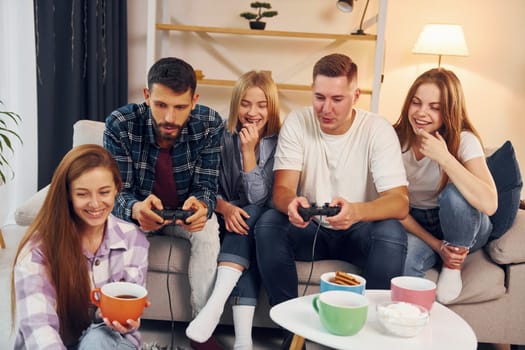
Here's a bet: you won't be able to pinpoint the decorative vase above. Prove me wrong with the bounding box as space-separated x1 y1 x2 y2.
249 21 266 30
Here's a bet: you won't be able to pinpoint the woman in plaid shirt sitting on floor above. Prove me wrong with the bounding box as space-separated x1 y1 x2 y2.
11 144 149 350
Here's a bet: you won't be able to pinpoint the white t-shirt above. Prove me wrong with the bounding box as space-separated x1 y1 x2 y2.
403 131 484 209
274 107 408 207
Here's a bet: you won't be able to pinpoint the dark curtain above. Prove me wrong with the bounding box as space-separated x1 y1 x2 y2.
34 0 128 188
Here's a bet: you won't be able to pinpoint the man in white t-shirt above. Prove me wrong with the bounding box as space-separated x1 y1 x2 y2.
254 54 409 335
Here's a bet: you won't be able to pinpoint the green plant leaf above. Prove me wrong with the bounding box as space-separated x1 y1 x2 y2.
241 2 277 22
0 127 22 144
0 132 15 152
0 152 14 183
240 12 257 20
262 11 278 18
251 2 272 9
0 99 22 182
0 111 21 123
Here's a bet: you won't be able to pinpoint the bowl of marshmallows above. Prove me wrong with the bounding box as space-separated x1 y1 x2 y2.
376 301 429 337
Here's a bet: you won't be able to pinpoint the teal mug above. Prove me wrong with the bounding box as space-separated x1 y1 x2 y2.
312 290 368 336
320 271 366 295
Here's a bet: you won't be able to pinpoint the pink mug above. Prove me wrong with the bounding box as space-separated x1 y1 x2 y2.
391 276 436 311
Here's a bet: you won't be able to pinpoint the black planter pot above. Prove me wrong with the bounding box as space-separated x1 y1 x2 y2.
249 21 266 30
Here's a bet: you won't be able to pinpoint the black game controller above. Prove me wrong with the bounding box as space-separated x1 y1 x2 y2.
153 208 194 225
297 202 341 222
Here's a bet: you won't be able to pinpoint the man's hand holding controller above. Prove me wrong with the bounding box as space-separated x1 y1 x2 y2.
288 197 340 228
325 197 361 230
132 195 207 233
288 196 361 230
152 208 193 225
132 194 167 232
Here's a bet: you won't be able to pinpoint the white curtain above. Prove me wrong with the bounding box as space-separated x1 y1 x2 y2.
0 0 38 226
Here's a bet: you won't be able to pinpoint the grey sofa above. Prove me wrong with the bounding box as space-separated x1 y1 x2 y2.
6 119 525 346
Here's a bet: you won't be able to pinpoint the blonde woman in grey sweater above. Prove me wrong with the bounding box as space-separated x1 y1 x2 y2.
186 71 281 350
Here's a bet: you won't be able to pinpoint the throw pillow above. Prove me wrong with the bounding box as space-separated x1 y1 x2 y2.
486 141 523 239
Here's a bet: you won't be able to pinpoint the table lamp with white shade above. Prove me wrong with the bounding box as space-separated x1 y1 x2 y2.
412 24 469 67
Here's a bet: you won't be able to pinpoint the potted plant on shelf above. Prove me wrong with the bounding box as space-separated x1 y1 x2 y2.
0 100 22 184
240 2 278 30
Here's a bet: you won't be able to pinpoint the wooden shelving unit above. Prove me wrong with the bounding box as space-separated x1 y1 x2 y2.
155 24 377 41
147 1 387 111
195 77 371 95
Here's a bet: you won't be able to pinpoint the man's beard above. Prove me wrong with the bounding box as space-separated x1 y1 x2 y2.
152 118 184 141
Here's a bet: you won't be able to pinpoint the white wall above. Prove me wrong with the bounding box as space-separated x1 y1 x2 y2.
125 0 524 199
0 0 38 226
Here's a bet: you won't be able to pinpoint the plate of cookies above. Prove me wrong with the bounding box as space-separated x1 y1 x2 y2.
320 271 366 295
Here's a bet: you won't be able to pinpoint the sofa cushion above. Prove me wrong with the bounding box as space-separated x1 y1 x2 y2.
147 234 190 274
486 209 525 264
73 119 105 147
486 141 523 239
424 249 506 304
451 249 506 304
15 185 49 226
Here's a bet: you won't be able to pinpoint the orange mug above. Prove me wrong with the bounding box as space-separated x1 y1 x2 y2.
90 281 148 325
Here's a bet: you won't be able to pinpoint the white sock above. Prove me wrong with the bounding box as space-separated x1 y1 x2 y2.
233 305 255 350
186 266 242 342
437 267 462 304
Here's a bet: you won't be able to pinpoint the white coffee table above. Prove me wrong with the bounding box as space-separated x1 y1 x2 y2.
270 289 477 350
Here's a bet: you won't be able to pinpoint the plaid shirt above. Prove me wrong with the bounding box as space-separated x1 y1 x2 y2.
103 102 224 222
14 215 150 349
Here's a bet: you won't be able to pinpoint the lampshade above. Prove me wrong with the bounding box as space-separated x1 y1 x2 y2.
412 24 469 57
337 0 354 13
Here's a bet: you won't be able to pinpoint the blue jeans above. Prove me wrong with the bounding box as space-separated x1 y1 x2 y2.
404 184 493 276
218 204 267 306
69 323 137 350
254 209 407 306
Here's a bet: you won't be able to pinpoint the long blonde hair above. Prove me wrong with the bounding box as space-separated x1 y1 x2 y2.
227 70 281 136
393 68 482 191
11 144 122 342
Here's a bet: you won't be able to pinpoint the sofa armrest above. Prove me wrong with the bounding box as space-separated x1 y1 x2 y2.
486 209 525 264
15 185 49 226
